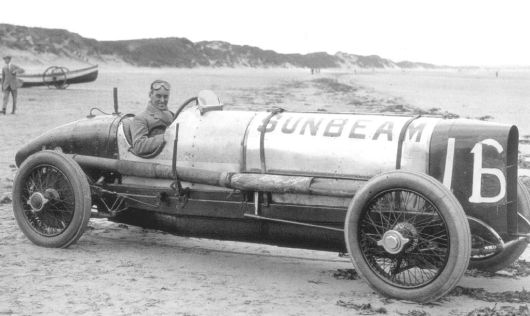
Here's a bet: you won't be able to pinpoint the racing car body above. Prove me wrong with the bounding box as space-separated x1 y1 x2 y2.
12 91 530 303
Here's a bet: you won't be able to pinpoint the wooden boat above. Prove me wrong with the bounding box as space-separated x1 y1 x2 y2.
18 65 98 89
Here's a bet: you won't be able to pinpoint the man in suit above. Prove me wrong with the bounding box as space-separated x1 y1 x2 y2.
130 80 174 156
1 56 25 115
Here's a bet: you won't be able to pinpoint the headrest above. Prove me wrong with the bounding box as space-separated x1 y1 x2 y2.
197 90 223 114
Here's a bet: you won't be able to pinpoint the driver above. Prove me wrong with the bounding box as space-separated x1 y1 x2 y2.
130 80 174 156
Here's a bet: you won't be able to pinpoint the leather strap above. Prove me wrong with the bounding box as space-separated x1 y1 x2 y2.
259 108 284 173
396 115 421 169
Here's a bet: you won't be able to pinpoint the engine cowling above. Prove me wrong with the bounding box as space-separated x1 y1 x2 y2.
15 115 122 167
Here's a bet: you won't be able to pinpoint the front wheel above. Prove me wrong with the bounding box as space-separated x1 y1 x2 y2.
344 171 471 303
12 150 92 248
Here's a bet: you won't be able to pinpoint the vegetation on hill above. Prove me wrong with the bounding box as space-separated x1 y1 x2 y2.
0 23 436 69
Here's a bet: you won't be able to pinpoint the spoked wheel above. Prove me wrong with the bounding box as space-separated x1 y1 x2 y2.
43 66 70 89
12 151 91 248
468 178 530 272
345 171 471 303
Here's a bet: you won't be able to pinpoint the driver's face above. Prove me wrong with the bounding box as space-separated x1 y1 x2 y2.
149 88 170 111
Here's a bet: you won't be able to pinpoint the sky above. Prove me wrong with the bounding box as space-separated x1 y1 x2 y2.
3 0 530 66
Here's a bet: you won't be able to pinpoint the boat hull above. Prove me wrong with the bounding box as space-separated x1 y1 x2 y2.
18 65 98 88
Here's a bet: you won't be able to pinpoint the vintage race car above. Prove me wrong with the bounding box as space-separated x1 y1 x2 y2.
12 90 530 303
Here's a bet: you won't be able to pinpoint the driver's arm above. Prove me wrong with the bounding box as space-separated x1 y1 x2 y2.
130 116 165 155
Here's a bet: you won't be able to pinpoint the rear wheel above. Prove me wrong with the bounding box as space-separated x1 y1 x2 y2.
344 171 471 303
468 178 530 272
12 151 92 248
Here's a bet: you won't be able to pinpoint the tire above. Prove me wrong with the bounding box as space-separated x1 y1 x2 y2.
344 171 471 303
468 178 530 272
12 150 92 248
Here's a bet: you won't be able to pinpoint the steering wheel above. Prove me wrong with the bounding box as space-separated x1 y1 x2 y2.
173 97 198 122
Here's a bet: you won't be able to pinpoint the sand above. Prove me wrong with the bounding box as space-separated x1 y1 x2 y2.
349 68 530 136
0 67 529 316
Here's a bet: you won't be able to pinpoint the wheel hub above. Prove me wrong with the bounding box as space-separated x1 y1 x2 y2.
377 230 410 254
28 192 49 212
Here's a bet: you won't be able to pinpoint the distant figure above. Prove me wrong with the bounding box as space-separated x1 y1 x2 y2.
496 71 499 78
1 55 25 115
130 80 174 156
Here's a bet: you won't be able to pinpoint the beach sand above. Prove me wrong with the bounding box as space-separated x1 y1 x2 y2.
0 67 529 316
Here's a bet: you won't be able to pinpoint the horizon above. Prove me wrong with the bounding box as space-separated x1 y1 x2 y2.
3 0 530 67
6 22 529 69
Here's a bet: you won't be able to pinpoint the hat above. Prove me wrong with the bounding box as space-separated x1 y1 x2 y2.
3 56 11 61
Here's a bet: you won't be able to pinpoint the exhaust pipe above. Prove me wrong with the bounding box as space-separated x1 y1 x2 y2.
69 154 363 197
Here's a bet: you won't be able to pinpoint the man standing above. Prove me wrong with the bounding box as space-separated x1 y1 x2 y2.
130 80 174 156
1 55 25 115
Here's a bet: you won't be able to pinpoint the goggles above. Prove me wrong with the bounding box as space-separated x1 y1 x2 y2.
151 80 171 91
